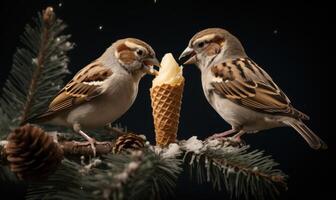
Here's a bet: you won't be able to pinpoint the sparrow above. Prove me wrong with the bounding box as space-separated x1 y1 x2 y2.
179 28 326 149
26 38 160 155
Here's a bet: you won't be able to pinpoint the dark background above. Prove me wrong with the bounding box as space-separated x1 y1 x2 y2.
0 0 332 199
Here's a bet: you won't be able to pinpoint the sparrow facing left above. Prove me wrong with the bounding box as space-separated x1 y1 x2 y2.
27 38 160 155
179 28 326 149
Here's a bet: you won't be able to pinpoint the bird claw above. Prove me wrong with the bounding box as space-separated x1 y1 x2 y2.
206 129 237 141
85 137 96 157
76 128 98 156
207 133 226 141
207 133 245 147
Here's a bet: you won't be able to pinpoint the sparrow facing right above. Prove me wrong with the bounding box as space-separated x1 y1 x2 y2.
26 38 160 155
179 28 326 149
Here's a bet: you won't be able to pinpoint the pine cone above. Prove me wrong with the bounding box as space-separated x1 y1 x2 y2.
114 133 145 153
5 124 63 180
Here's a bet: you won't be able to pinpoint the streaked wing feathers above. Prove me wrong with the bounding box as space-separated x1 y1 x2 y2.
210 58 309 120
48 61 113 113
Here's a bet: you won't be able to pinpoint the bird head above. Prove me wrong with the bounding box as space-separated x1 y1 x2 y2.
101 38 160 78
179 28 246 69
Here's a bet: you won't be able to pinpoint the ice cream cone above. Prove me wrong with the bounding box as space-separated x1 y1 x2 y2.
150 53 184 147
151 80 184 146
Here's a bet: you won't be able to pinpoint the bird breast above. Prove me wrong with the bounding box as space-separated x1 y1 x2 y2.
202 69 283 132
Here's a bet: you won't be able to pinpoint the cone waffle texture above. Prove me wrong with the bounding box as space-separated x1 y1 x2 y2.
150 79 184 147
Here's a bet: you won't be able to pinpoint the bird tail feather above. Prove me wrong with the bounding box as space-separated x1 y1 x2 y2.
284 120 327 150
20 111 55 126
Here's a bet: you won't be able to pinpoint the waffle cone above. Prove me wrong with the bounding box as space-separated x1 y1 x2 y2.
150 79 184 147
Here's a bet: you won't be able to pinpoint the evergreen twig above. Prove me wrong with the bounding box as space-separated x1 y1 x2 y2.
26 159 95 200
24 150 182 200
179 137 287 200
0 6 73 131
21 7 55 123
84 149 182 200
0 5 73 186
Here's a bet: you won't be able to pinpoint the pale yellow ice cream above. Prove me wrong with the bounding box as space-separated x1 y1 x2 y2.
152 53 183 86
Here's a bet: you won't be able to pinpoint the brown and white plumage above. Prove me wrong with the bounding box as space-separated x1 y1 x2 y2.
210 57 308 120
27 38 160 155
34 61 113 122
180 28 326 149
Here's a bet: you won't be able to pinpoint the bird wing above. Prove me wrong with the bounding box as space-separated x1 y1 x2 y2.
47 60 113 114
210 58 309 120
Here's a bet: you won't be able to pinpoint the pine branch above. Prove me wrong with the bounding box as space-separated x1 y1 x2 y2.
24 150 182 200
83 149 182 200
0 165 18 183
0 125 287 199
21 8 56 123
0 7 73 130
179 137 287 200
0 108 11 138
0 126 145 161
26 159 95 200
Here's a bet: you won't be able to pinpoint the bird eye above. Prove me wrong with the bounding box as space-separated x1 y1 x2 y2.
197 42 205 48
136 49 144 56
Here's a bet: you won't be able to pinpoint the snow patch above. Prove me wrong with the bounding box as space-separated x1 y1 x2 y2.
138 134 147 140
0 140 8 146
79 158 102 174
32 58 38 64
114 160 141 183
128 161 140 171
65 42 72 47
50 55 58 61
115 172 128 182
207 139 221 149
227 167 235 174
161 143 181 158
183 136 203 154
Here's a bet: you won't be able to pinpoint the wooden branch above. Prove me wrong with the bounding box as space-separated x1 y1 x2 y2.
0 124 145 165
0 139 116 163
60 141 115 156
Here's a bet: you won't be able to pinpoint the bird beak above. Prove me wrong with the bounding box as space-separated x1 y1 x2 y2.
143 57 160 76
179 47 197 65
